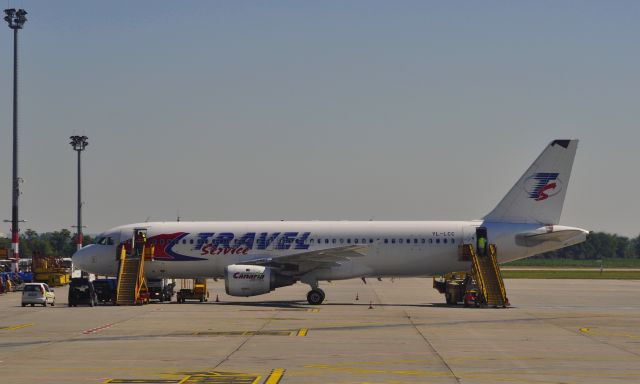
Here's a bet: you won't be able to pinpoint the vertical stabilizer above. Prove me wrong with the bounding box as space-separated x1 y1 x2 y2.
484 140 578 225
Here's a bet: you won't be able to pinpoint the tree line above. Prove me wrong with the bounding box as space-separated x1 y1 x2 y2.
0 229 93 259
0 229 639 260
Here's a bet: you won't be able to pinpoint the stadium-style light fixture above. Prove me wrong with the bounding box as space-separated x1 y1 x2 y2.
70 136 89 251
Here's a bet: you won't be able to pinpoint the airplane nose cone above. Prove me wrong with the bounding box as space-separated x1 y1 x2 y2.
72 245 91 270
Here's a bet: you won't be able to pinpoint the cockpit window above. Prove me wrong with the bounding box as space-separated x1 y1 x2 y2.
96 236 114 245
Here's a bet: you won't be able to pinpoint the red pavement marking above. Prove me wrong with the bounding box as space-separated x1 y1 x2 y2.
82 323 114 335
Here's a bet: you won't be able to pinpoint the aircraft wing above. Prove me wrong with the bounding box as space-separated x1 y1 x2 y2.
239 245 368 270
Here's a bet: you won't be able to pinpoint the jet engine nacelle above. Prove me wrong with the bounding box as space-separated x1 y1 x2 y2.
224 264 296 297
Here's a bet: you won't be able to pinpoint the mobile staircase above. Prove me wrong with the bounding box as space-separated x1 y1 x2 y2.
433 243 508 308
116 229 152 305
465 243 508 307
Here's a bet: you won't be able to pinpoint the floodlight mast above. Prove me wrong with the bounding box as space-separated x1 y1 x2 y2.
4 8 27 273
70 136 88 252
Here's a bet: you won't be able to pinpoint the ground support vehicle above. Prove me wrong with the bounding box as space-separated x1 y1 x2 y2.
68 278 98 307
93 278 117 304
148 279 175 302
21 283 55 307
32 252 70 287
176 278 209 303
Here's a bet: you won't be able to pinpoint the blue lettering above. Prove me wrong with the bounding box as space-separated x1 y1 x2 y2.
212 233 235 248
235 232 256 249
277 232 298 250
256 232 280 250
193 232 214 250
295 232 311 250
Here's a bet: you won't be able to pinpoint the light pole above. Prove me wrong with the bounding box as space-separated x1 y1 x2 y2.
70 135 88 252
4 8 27 273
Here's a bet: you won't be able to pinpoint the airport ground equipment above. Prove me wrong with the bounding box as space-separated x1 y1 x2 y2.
433 243 508 308
93 278 117 304
31 251 70 287
467 243 508 307
148 278 175 302
68 277 98 307
433 272 473 305
115 229 151 305
177 278 209 303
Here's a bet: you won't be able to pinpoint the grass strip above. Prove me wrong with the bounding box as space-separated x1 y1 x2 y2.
502 270 640 279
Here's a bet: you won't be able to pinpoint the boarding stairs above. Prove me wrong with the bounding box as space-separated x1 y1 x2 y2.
116 230 152 305
464 243 508 307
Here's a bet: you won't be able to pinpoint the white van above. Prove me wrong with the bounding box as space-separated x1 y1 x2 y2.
21 283 56 307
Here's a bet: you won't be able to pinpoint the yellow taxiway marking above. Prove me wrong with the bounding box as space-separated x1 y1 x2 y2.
0 323 33 331
192 328 307 337
264 368 285 384
580 327 640 339
104 370 263 384
306 308 319 313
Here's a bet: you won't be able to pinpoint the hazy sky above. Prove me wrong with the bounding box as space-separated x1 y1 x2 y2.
0 1 639 237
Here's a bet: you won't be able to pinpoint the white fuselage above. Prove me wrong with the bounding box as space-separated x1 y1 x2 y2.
73 220 585 280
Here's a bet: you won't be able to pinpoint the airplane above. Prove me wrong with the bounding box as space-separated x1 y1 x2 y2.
73 139 588 305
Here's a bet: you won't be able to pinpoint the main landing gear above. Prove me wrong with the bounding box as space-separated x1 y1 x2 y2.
307 288 325 305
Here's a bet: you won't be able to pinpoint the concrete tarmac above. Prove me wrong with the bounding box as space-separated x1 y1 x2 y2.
0 278 639 384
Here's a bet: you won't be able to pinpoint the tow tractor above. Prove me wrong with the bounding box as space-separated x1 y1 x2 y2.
433 272 478 307
176 278 209 303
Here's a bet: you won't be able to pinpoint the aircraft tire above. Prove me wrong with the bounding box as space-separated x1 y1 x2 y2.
307 289 325 305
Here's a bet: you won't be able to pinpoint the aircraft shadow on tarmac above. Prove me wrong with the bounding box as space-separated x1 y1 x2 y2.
191 300 455 309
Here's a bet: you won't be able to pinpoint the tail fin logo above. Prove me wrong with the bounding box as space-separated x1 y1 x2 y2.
525 173 561 201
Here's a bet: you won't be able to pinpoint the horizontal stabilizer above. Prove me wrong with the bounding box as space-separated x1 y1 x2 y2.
515 225 588 247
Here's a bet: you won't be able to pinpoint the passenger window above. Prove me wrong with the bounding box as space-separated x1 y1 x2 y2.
421 239 425 244
399 239 403 244
436 239 440 244
451 238 455 244
325 239 329 244
310 239 314 244
347 239 351 244
189 239 194 245
354 239 359 244
384 239 388 244
429 239 433 244
369 239 373 243
332 239 336 244
444 238 448 244
391 239 396 244
407 239 410 244
340 239 344 244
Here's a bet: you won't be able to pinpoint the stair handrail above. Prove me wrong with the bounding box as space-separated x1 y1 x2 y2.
133 244 152 304
116 245 128 303
488 244 507 305
466 244 488 305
